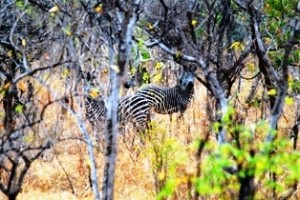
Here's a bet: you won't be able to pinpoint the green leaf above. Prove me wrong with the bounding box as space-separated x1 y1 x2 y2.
285 96 294 105
15 104 24 113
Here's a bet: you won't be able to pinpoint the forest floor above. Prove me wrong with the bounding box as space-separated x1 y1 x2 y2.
1 74 299 200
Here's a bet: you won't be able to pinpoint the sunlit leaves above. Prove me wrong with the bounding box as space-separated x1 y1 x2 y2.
49 5 59 13
267 89 277 96
94 4 103 14
246 62 256 72
140 50 151 61
230 41 245 51
18 81 27 92
152 73 162 84
62 26 72 36
191 19 197 26
289 79 300 93
89 87 100 99
15 104 24 113
155 61 164 70
284 96 294 105
7 50 13 58
111 64 120 73
21 38 27 47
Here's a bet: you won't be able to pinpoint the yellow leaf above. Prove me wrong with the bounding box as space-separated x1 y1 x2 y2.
152 73 162 83
18 81 27 92
285 96 294 106
147 23 153 30
264 37 272 45
62 27 72 36
230 41 245 51
63 68 70 77
246 63 256 71
21 38 26 47
191 19 197 26
102 68 109 74
111 65 120 73
94 4 103 14
3 82 11 90
155 61 164 69
86 159 92 168
7 50 13 58
89 87 100 99
157 172 165 180
49 5 59 13
175 51 182 60
267 89 277 96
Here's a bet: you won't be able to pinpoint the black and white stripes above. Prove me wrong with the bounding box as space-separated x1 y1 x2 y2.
82 67 195 133
135 70 194 115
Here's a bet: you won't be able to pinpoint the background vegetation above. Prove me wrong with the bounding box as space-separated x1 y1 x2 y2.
0 0 299 199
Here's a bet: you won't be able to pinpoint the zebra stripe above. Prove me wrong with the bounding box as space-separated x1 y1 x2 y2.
136 70 194 115
84 93 150 131
85 96 107 123
118 95 151 130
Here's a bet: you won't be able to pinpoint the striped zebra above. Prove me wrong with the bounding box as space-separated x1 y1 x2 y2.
85 93 151 131
135 68 195 115
82 71 151 131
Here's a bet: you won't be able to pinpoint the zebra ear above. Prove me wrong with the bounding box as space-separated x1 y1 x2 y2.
177 65 184 80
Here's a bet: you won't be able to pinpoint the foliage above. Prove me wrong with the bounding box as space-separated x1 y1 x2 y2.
0 0 299 199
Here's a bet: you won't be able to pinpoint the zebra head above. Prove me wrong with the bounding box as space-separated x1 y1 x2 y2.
177 67 195 92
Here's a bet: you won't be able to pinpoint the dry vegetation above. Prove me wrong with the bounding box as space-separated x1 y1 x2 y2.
1 66 298 200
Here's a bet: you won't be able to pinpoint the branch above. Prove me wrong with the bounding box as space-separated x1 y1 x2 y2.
12 60 73 83
266 20 300 142
145 38 228 144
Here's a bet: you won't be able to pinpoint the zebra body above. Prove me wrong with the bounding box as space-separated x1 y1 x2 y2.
84 92 150 131
85 96 107 123
118 95 151 130
136 70 194 115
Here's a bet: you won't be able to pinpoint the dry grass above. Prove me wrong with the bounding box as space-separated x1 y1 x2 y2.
0 68 299 200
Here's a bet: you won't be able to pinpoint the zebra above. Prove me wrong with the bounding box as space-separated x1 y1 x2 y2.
84 94 151 132
81 70 107 124
135 68 195 116
82 71 151 132
85 95 107 123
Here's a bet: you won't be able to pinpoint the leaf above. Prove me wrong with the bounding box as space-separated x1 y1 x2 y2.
142 72 150 81
15 104 24 113
21 38 27 47
230 41 245 51
3 82 11 90
175 51 182 60
140 50 151 61
111 64 120 73
285 96 293 105
267 89 277 96
147 23 154 30
152 73 162 83
49 5 59 13
192 19 197 26
89 88 100 99
63 68 70 77
158 172 165 180
94 4 103 14
7 50 13 58
62 27 72 36
18 81 27 92
86 159 92 168
246 63 256 72
264 37 272 45
155 61 164 69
